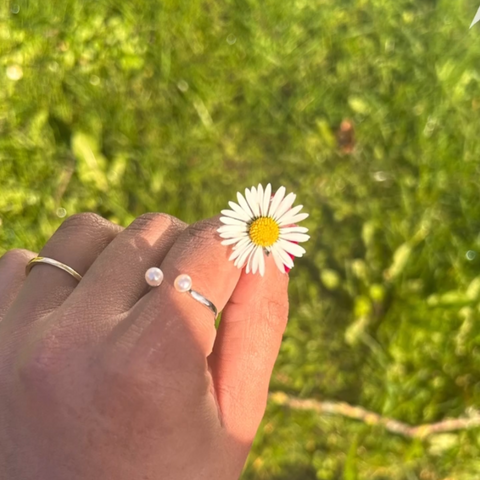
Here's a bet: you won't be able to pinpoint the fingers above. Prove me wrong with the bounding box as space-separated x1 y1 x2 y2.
66 213 187 317
208 255 289 442
124 216 243 370
0 249 37 323
8 213 122 323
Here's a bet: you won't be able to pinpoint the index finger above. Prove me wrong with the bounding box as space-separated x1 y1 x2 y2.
208 255 289 442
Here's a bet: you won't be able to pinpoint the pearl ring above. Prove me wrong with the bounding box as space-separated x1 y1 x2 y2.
145 267 218 319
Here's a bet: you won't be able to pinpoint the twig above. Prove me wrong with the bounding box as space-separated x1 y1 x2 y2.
268 392 480 439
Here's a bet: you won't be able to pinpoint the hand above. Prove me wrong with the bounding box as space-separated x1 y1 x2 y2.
0 212 289 480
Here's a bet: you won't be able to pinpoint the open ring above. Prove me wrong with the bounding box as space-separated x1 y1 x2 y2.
174 274 218 319
25 256 83 282
188 289 218 319
145 268 218 319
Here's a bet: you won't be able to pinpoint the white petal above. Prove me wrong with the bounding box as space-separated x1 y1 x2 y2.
279 232 310 243
258 249 266 276
257 184 264 216
218 223 248 231
219 233 247 242
221 240 236 246
252 245 261 274
230 236 252 254
245 249 252 273
219 233 245 241
271 247 286 273
231 236 251 251
228 201 252 221
252 186 262 217
221 236 246 246
217 226 248 235
246 246 258 274
220 216 247 226
245 187 261 217
268 186 286 219
232 249 248 266
250 186 257 211
229 249 242 261
278 213 309 227
221 208 250 222
237 191 254 218
280 226 309 234
272 243 294 268
277 204 303 223
253 246 264 275
235 242 255 268
273 192 296 221
219 234 246 241
263 183 272 217
278 239 306 257
229 243 246 261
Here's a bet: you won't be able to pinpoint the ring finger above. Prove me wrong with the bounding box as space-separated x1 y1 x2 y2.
6 213 123 327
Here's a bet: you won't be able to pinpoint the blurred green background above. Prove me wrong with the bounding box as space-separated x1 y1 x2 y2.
2 0 480 478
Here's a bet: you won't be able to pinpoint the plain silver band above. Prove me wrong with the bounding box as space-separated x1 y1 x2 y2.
25 256 83 282
189 289 218 319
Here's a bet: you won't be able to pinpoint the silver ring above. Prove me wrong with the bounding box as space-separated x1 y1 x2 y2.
188 289 218 318
145 268 218 319
174 274 218 319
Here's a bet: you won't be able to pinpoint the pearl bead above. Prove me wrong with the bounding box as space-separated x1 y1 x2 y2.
174 274 192 292
145 267 164 287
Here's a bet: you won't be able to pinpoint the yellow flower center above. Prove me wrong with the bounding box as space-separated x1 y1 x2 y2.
248 217 280 247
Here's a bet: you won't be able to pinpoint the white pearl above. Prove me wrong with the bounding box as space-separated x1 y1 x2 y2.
145 267 164 287
174 274 192 292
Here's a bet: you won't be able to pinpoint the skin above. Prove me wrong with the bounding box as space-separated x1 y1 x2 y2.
0 212 289 480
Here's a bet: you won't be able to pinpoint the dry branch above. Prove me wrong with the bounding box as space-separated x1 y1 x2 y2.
269 392 480 439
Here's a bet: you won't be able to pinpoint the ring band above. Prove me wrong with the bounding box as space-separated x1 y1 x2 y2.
146 269 218 319
188 289 218 318
173 274 218 320
25 257 83 282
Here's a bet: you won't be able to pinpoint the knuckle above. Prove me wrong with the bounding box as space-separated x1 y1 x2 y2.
0 248 34 269
186 218 220 241
60 212 110 231
56 213 120 245
129 212 184 233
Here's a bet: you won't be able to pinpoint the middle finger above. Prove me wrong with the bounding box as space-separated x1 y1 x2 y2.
65 212 187 318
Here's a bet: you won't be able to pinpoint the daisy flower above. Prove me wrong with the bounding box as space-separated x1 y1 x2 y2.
218 184 310 276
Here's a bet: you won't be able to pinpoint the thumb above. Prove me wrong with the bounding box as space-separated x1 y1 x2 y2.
208 255 289 442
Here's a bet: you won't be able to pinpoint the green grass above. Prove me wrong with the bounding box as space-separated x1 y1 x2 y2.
2 0 480 478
